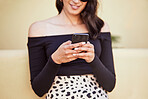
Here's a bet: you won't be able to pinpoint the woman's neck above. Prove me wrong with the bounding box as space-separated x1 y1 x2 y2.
58 9 83 25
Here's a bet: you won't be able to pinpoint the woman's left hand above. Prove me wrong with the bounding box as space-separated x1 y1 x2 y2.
74 41 95 63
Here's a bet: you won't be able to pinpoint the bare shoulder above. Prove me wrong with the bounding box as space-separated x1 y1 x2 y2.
100 21 110 33
28 21 47 37
28 16 58 37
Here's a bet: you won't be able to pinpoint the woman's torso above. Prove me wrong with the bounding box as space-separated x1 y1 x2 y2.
28 15 109 76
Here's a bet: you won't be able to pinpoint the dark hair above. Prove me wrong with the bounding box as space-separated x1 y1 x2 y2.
56 0 104 39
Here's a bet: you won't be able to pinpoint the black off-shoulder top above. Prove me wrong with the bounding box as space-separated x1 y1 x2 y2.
27 32 116 97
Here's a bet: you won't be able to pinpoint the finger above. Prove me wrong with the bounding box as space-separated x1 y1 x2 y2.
74 47 92 52
76 52 90 57
62 40 72 45
81 43 94 48
64 50 78 55
87 41 90 44
76 53 90 60
72 42 86 48
66 42 86 49
66 54 78 60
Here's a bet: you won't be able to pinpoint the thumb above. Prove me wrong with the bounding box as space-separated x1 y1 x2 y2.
63 40 72 45
87 41 90 44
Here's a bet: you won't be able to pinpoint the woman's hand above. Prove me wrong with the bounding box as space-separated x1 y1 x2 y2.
74 41 95 63
51 40 85 64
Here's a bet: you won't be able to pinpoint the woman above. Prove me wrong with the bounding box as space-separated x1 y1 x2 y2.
27 0 116 99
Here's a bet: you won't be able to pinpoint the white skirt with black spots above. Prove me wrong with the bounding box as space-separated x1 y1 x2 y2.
46 74 108 99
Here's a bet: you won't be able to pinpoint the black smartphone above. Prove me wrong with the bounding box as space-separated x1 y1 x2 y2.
72 33 89 44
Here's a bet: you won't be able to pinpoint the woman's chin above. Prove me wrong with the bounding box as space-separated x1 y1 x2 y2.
68 11 81 16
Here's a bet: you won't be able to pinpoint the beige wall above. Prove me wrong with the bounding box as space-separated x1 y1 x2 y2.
100 0 148 48
0 0 148 49
0 49 148 99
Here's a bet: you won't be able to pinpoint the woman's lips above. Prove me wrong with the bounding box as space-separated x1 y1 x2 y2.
70 4 80 10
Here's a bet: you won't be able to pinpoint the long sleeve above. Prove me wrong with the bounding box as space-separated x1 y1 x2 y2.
27 37 61 97
89 33 116 92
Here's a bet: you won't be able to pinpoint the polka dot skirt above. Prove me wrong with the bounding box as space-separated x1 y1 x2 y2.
46 74 108 99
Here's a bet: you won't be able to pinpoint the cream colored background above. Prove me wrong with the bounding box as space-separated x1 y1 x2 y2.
0 0 148 49
0 49 148 99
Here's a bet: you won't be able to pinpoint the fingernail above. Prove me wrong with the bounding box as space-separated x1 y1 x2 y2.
82 42 86 44
73 54 77 56
74 48 79 50
69 40 72 43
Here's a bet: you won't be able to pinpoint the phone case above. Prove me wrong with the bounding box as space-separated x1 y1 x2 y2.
72 33 89 44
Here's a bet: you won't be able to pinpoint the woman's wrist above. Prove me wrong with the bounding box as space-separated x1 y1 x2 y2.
51 53 61 64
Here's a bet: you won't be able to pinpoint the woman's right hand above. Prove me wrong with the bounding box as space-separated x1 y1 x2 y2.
51 40 85 64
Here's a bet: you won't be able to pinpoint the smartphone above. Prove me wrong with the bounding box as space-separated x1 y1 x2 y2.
72 33 89 44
